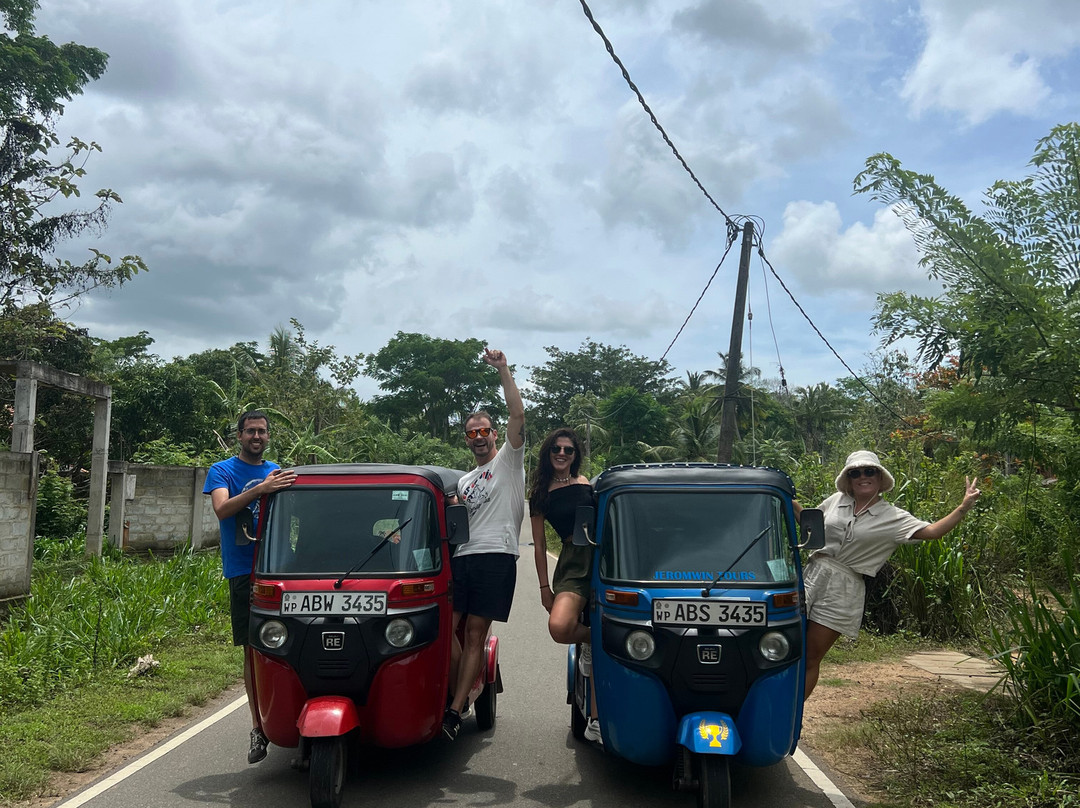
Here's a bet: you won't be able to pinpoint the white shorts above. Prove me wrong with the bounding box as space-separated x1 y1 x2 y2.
804 556 866 638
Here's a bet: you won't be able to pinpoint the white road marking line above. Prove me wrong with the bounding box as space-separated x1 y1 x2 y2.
794 748 856 808
53 694 249 808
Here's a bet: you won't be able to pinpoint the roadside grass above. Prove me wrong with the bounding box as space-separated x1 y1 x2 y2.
861 688 1079 808
0 537 243 805
0 634 241 804
824 628 936 664
815 631 1080 808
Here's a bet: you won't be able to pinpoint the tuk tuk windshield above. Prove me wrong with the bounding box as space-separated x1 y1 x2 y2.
258 486 441 576
598 489 797 586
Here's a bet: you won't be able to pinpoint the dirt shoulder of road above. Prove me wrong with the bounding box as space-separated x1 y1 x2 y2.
798 657 960 805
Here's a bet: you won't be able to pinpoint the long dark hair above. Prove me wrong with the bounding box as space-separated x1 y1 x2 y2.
528 428 583 516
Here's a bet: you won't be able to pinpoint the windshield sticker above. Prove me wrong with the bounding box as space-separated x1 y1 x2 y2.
413 549 434 571
654 570 757 582
767 559 794 580
391 490 409 501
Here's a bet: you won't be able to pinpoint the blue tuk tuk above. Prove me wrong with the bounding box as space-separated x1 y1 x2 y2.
568 463 824 808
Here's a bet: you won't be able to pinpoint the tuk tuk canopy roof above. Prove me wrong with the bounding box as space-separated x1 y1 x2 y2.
593 463 795 496
285 463 464 496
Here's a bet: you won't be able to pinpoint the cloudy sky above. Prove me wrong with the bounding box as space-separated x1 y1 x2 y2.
33 0 1080 401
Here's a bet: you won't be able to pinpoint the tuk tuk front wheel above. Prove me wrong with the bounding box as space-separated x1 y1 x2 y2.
475 666 498 730
696 754 731 808
309 736 347 808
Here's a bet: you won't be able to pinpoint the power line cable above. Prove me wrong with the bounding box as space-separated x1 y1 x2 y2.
578 0 930 438
577 0 738 231
755 246 926 430
658 229 739 365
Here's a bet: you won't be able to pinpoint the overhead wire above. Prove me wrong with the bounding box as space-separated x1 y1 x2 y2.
577 0 933 438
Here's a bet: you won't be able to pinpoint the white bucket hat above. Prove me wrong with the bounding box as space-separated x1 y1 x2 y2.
835 450 895 495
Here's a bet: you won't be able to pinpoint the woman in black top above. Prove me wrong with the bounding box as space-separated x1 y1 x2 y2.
530 428 601 741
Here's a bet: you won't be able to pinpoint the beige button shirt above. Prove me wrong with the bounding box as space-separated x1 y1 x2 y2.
811 491 930 577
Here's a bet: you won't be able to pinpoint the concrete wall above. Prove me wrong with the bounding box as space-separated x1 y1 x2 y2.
111 464 219 552
0 451 37 601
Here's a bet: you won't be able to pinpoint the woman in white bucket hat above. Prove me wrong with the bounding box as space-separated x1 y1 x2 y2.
794 450 980 699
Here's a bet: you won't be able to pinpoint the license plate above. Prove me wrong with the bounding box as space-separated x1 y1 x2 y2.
280 591 387 616
652 599 766 627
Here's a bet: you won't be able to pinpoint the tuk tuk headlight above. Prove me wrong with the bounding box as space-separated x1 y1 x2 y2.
759 631 790 661
625 630 655 661
385 618 414 648
259 619 288 649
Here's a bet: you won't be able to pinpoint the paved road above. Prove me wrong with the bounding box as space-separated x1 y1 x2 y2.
55 542 859 808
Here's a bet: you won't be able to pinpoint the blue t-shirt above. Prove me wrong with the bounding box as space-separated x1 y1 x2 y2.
204 455 279 579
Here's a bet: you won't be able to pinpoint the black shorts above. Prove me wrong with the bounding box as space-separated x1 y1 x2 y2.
450 552 517 622
228 574 252 646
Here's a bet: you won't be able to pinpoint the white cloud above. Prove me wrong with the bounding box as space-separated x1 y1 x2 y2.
770 201 929 299
22 0 1079 396
903 0 1080 123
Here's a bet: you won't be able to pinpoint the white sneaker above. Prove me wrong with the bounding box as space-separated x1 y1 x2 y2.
584 717 602 744
579 643 592 677
460 701 473 720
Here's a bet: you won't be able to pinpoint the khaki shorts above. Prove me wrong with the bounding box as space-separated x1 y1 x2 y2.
804 556 866 638
552 542 593 599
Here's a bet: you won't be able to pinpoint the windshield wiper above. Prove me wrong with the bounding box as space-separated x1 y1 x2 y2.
702 525 771 598
333 518 412 589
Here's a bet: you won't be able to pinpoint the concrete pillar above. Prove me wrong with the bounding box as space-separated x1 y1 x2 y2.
85 395 112 557
191 467 208 549
107 463 132 549
11 376 37 453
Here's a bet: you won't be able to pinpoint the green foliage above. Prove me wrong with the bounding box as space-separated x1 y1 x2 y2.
527 339 674 432
34 467 85 539
861 688 1078 808
1 2 146 309
857 122 1080 432
364 332 496 441
599 386 672 465
982 560 1080 730
129 437 218 467
0 540 230 713
0 635 241 803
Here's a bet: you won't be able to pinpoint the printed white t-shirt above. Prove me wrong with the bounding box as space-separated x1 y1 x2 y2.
455 440 526 558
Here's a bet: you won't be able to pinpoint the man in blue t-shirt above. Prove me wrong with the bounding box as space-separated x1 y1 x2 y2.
204 410 295 764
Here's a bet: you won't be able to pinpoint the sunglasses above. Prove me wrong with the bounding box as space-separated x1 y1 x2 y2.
465 427 493 439
846 467 880 479
550 445 576 456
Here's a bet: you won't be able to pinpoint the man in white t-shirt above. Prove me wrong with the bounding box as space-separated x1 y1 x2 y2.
442 348 525 741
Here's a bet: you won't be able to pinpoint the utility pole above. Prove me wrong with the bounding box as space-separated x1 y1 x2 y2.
717 220 754 464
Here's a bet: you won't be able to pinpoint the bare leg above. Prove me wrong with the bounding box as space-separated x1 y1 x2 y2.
547 591 589 645
804 620 842 699
547 592 597 719
450 613 493 714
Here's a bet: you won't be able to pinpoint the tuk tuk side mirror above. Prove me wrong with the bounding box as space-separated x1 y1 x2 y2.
798 508 825 551
236 507 256 545
446 503 471 546
572 505 596 547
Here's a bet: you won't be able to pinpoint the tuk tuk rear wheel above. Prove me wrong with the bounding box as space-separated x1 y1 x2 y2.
570 701 587 740
309 736 347 808
475 672 498 730
696 755 731 808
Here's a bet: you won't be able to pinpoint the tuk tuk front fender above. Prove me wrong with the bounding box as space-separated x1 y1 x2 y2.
298 695 360 738
734 662 802 766
676 711 742 756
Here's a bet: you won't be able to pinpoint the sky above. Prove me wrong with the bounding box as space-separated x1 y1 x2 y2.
31 0 1080 403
